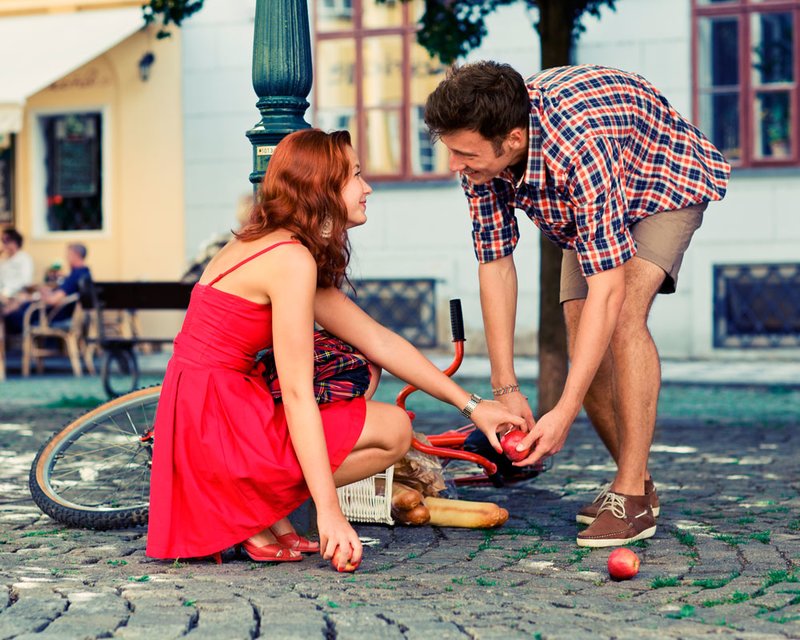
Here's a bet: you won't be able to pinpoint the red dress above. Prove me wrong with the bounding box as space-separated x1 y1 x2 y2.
146 241 366 559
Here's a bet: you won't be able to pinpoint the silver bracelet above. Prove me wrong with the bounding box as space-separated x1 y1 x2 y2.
492 384 520 397
460 393 482 419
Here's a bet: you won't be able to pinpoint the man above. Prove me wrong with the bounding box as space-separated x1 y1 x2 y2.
424 62 730 547
0 228 34 303
4 243 91 333
43 243 91 323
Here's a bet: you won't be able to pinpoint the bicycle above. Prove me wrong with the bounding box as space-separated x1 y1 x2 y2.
29 300 545 530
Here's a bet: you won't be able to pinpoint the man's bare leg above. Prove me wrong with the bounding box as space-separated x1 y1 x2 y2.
562 307 621 462
607 257 664 494
563 256 665 493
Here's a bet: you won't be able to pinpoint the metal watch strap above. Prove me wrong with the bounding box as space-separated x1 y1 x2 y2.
460 393 482 419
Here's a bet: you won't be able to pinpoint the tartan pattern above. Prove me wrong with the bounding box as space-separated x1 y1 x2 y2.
465 65 731 277
260 330 372 404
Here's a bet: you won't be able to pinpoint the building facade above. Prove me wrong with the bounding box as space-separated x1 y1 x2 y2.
0 0 185 283
180 0 799 360
6 0 795 361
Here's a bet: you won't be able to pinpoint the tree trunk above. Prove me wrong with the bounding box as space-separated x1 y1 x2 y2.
533 0 573 415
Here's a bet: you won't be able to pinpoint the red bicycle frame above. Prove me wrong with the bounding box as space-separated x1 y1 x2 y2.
394 300 504 485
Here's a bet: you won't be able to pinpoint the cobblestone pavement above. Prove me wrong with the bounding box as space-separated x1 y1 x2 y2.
1 389 800 638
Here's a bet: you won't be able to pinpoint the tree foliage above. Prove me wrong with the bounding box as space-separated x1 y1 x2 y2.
142 0 205 39
393 0 616 64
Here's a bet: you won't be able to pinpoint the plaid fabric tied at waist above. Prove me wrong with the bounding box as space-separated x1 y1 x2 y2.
259 330 372 404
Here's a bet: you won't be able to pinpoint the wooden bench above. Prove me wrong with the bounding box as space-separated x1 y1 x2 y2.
80 280 194 397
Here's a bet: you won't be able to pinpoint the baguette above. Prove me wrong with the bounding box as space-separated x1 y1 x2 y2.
391 481 423 511
423 497 508 529
393 503 431 525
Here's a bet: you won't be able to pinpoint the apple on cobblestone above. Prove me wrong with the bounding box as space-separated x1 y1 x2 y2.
332 546 360 573
607 548 640 580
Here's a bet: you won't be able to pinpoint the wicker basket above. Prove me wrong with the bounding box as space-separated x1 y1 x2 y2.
336 465 395 525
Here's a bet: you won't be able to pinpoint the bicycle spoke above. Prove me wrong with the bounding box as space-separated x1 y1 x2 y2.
55 440 142 459
106 414 142 437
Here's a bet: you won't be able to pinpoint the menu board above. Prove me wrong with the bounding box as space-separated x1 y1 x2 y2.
54 116 98 197
0 134 13 224
55 138 98 197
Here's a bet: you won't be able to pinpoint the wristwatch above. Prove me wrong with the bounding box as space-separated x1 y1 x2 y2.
460 393 482 419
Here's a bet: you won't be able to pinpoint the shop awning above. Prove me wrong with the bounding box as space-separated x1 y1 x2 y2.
0 7 143 133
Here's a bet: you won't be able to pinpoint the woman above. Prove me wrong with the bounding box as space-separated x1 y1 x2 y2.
146 129 524 569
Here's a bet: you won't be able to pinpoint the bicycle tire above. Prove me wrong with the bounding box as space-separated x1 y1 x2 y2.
101 348 140 398
29 386 161 530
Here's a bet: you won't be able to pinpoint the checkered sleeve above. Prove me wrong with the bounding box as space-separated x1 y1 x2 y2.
463 175 520 264
567 136 636 277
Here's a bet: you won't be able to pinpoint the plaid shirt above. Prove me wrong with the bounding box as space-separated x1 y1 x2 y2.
464 65 731 277
260 330 371 404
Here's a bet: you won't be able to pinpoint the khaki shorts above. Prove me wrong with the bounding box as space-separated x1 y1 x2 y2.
560 202 708 303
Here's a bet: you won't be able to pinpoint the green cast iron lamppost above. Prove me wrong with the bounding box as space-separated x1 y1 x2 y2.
247 0 313 185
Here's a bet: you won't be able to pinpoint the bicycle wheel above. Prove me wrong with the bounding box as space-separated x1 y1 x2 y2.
29 386 161 530
101 348 140 398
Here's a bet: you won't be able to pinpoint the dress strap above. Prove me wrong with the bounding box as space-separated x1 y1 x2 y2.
208 240 301 287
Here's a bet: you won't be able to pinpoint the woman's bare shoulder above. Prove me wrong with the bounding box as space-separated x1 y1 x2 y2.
199 233 310 284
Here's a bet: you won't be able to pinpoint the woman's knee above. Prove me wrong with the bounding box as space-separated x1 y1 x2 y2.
386 404 413 455
362 402 412 453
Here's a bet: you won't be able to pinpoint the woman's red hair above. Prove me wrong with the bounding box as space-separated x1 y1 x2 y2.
235 129 353 289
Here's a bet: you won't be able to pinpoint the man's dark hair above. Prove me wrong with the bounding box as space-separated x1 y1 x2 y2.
424 61 529 153
2 228 23 248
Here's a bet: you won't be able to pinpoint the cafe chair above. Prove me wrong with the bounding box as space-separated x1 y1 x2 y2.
21 294 94 377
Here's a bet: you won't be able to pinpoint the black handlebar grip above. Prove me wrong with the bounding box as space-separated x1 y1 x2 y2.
449 299 465 342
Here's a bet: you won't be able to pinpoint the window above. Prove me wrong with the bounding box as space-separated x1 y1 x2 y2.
714 263 800 347
39 112 103 232
0 133 14 224
694 0 800 166
313 0 450 180
349 278 438 346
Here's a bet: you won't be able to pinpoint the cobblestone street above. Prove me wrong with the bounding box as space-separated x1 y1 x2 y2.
1 373 799 639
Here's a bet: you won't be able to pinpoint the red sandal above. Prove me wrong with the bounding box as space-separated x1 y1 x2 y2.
274 532 320 554
239 539 303 563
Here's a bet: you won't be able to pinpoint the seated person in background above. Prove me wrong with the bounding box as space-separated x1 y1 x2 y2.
0 228 35 305
3 243 91 334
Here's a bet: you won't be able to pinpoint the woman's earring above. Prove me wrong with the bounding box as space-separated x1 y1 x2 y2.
320 217 333 239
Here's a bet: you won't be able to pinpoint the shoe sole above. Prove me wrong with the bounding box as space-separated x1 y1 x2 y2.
576 525 657 548
576 505 660 525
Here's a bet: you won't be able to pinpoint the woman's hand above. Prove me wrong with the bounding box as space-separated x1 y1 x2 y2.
469 399 526 453
317 508 362 568
497 391 536 433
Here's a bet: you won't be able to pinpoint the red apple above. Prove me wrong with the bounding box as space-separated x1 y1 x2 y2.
331 546 360 573
500 429 531 462
607 547 640 580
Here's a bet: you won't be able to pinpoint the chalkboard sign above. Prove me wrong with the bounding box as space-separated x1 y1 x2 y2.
54 115 98 197
0 134 13 224
55 138 98 197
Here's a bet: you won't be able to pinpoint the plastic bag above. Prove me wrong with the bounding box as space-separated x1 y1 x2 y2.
393 432 447 497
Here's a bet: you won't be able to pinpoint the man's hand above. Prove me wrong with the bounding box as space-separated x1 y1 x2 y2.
512 406 573 467
497 391 535 432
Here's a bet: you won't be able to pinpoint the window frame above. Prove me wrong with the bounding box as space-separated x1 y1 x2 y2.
312 0 451 182
29 105 111 239
693 0 800 168
0 133 15 225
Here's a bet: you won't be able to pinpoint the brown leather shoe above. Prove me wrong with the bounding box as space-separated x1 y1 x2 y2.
576 478 660 525
576 492 656 548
